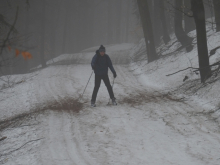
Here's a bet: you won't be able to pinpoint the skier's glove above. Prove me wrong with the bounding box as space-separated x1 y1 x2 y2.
113 72 117 78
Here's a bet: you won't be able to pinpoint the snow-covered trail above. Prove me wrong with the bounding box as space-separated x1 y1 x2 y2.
37 63 220 165
1 44 220 164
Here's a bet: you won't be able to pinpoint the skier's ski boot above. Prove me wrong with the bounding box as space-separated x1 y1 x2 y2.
91 101 96 107
112 98 117 105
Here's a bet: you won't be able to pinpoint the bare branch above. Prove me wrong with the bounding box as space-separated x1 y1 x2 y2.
166 61 220 77
0 6 19 55
0 138 44 157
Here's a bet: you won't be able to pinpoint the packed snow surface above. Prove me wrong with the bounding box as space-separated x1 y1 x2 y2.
0 40 220 165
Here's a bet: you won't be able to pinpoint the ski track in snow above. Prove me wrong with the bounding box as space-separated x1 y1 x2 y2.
1 44 220 164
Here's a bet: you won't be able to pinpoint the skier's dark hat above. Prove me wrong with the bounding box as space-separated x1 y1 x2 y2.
99 45 106 52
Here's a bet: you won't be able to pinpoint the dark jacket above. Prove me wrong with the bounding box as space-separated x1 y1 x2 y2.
91 50 116 75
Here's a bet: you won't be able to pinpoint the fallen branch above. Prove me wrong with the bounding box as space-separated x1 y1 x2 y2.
166 61 220 77
0 138 44 157
209 46 220 57
0 136 7 141
166 67 199 76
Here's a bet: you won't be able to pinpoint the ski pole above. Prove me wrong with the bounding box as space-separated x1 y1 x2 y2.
108 77 115 104
80 71 93 100
112 77 115 88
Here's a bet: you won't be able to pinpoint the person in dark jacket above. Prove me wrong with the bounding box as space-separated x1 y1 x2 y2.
91 45 117 107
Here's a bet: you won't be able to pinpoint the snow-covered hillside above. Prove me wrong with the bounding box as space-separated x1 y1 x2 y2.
130 24 220 124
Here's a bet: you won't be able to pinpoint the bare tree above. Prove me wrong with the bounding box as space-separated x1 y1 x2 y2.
115 0 122 43
107 0 114 44
191 0 211 82
184 0 195 33
137 0 158 62
175 0 193 52
40 0 46 68
125 0 131 42
159 0 171 44
213 0 220 32
152 0 162 45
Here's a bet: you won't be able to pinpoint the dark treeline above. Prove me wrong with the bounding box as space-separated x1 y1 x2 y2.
0 0 219 82
137 0 219 82
0 0 136 74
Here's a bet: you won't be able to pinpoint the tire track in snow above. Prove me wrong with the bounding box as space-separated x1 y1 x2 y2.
39 110 96 165
148 100 220 164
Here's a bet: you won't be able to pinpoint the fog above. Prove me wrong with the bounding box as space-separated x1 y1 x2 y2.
0 0 139 74
0 0 214 75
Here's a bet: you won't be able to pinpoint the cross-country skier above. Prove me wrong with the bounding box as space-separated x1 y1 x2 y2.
91 45 117 107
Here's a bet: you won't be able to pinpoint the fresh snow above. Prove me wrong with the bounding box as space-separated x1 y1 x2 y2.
0 32 220 165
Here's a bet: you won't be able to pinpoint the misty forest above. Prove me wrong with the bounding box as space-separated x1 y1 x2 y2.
1 0 220 164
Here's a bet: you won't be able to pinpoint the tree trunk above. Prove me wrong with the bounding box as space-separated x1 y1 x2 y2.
115 0 122 43
49 10 57 59
14 9 29 74
159 0 171 44
152 0 162 45
40 1 46 68
175 0 193 52
125 0 130 42
122 0 128 43
184 0 195 33
62 10 68 53
137 0 158 62
107 0 114 44
88 4 95 47
166 1 174 34
23 9 29 72
191 0 211 82
213 0 220 32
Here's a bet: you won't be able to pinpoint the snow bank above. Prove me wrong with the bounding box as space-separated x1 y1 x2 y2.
129 24 220 123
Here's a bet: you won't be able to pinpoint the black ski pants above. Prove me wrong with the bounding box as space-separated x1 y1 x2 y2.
91 74 114 102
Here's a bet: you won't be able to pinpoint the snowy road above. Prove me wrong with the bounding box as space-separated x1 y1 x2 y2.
1 44 220 164
38 66 220 165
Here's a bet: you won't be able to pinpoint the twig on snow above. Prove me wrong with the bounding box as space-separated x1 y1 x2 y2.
0 138 44 157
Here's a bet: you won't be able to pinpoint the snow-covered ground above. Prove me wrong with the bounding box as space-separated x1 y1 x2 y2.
130 24 220 123
0 33 220 165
